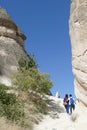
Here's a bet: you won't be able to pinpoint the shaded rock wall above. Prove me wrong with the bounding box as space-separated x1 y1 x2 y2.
0 36 26 85
69 0 87 107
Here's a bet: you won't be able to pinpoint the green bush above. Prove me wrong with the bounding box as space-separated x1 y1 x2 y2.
11 54 53 117
18 54 37 69
12 67 52 95
0 84 24 122
0 83 9 91
1 102 24 121
14 55 53 95
0 92 16 105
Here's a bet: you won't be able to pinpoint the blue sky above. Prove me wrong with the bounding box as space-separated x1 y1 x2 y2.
0 0 75 98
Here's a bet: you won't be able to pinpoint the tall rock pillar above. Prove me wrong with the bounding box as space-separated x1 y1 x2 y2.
0 7 28 86
69 0 87 108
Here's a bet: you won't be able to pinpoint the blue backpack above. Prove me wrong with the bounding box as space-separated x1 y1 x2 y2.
70 97 74 105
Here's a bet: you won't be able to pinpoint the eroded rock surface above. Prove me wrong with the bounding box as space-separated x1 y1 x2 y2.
69 0 87 107
0 7 28 85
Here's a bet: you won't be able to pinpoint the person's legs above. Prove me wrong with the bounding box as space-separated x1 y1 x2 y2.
70 105 72 114
72 104 75 110
66 104 69 113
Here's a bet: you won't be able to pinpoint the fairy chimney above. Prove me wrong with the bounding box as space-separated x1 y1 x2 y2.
0 7 28 86
69 0 87 110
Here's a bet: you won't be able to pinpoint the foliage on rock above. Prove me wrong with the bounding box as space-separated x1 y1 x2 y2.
18 54 37 69
12 54 53 95
0 84 24 122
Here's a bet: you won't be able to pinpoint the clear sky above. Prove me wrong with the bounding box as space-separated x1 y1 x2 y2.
0 0 75 98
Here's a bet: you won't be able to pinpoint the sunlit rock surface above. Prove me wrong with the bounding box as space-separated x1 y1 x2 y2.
69 0 87 108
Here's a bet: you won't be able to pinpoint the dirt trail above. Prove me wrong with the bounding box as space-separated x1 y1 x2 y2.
33 96 87 130
33 96 75 130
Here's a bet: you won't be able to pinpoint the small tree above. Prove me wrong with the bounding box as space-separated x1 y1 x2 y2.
13 67 52 94
12 54 53 114
12 54 52 95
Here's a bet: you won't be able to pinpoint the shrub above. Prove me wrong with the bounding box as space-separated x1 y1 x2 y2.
70 112 79 122
18 54 37 69
28 91 47 114
0 84 24 122
35 100 47 114
0 92 16 105
11 54 53 118
12 67 52 95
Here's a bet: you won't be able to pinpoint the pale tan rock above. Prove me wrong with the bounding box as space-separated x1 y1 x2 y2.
69 0 87 111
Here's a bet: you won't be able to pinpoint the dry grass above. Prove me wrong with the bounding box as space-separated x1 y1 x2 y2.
24 101 43 124
70 112 79 122
0 87 46 130
0 117 30 130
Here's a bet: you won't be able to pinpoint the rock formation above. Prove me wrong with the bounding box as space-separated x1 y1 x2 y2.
0 7 28 86
69 0 87 108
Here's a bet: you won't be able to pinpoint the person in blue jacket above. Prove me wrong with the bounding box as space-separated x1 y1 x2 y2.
69 94 75 114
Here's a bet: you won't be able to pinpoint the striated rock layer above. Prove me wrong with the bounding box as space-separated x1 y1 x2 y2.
0 7 28 86
69 0 87 108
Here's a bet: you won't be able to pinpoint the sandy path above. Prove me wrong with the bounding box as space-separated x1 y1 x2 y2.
34 113 75 130
33 96 87 130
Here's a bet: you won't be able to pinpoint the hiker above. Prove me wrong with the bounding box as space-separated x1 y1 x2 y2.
69 94 75 114
63 94 69 113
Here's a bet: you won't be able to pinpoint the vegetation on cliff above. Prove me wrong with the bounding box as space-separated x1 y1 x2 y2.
0 54 53 129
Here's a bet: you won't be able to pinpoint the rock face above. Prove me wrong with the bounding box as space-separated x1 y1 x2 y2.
69 0 87 107
0 7 28 86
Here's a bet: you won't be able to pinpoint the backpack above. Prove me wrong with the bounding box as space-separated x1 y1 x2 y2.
69 97 74 105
